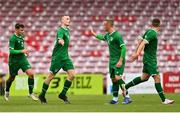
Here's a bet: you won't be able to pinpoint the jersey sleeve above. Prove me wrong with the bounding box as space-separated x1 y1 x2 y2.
120 45 126 59
57 28 64 40
10 49 22 54
116 32 125 47
137 35 143 40
9 36 15 49
143 30 156 44
96 34 105 41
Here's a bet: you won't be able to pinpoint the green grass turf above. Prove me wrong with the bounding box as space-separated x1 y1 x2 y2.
0 93 179 112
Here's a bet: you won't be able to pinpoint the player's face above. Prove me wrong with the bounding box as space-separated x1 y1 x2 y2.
62 16 70 26
16 28 25 36
157 26 160 31
103 21 111 31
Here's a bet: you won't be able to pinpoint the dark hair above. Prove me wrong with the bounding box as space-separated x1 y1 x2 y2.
152 19 160 27
15 23 24 29
105 19 114 26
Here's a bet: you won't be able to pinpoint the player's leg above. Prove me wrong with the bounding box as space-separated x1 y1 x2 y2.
4 76 15 101
153 75 174 104
114 66 132 104
21 60 38 100
153 75 165 103
58 69 75 104
24 69 38 101
0 74 6 95
125 73 150 90
125 64 150 90
39 61 61 104
59 69 75 97
39 72 55 104
4 64 18 101
24 68 34 95
114 66 127 97
110 77 119 104
109 66 120 104
59 60 75 104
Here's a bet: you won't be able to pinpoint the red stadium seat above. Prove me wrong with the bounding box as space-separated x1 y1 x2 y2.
0 0 179 73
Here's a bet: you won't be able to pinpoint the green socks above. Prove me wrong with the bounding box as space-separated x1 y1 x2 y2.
112 79 126 98
5 79 14 92
28 78 34 94
118 79 125 88
60 80 72 96
125 77 147 89
118 79 128 96
155 83 166 102
40 80 72 97
40 83 49 97
112 81 119 97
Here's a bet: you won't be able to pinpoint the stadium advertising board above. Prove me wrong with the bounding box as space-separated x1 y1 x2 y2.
10 74 103 96
163 72 180 93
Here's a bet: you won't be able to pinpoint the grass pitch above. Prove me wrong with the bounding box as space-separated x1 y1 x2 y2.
0 93 179 112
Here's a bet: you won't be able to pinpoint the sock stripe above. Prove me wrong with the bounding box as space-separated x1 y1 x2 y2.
42 88 47 92
28 85 34 87
158 91 164 94
132 80 135 86
64 86 69 89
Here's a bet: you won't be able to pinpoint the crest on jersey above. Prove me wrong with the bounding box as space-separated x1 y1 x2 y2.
108 37 113 44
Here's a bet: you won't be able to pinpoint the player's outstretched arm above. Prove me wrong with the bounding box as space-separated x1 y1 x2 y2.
90 27 105 40
90 27 97 37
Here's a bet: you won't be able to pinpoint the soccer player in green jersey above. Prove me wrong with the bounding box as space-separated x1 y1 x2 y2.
4 23 38 101
38 16 75 104
126 19 174 104
90 19 132 104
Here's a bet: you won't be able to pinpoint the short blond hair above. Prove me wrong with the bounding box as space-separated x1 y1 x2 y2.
105 19 114 26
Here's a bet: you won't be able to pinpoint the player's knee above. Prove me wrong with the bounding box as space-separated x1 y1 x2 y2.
112 78 116 82
141 76 149 81
67 70 76 81
153 75 161 83
68 74 75 81
28 73 34 79
8 76 15 82
26 70 34 78
112 76 120 82
115 76 121 81
143 78 149 82
48 75 54 81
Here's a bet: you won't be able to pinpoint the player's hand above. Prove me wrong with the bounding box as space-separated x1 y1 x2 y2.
90 26 96 36
116 60 122 68
130 53 138 62
58 39 64 46
22 49 29 56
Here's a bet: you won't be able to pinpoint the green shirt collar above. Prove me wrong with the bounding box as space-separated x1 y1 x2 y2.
151 28 158 33
109 30 116 35
14 33 23 38
61 26 69 31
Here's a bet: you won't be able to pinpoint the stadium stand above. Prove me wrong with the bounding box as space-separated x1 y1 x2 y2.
0 0 179 74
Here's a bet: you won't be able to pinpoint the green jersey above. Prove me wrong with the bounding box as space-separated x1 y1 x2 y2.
52 27 70 61
97 31 126 65
142 29 158 65
9 34 26 63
